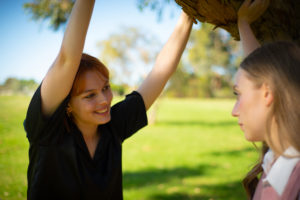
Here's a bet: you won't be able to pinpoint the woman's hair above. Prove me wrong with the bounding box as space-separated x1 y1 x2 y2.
70 53 109 97
64 53 109 129
239 41 300 198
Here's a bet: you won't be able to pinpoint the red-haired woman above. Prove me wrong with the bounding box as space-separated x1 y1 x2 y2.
24 0 193 199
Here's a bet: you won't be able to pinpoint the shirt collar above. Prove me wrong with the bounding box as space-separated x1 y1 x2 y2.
262 146 300 196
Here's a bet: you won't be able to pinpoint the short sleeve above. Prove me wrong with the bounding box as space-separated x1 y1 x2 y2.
23 84 70 144
109 91 148 142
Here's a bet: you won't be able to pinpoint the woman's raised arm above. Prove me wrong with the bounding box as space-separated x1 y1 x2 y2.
238 0 270 57
137 11 193 110
41 0 95 116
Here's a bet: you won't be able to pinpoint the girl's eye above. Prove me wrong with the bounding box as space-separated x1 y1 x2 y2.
85 93 95 99
103 85 110 91
233 91 240 99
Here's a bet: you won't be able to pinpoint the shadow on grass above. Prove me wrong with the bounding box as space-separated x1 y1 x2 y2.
148 192 208 200
123 164 211 189
147 180 246 200
124 165 246 200
123 147 253 199
197 180 247 200
208 147 255 157
155 120 236 127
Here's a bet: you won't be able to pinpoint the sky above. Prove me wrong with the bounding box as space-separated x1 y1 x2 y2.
0 0 185 84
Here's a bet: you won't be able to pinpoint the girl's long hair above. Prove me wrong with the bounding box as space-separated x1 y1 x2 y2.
239 41 300 198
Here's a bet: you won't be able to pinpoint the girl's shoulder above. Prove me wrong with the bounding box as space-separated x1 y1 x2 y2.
282 160 300 199
24 84 70 144
290 159 300 181
293 159 300 171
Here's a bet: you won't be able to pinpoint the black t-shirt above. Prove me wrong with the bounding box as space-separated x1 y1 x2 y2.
24 85 148 200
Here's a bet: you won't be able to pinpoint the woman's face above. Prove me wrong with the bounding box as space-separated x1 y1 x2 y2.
68 70 113 127
231 69 270 142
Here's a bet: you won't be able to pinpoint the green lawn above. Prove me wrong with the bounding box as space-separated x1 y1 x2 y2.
0 95 258 200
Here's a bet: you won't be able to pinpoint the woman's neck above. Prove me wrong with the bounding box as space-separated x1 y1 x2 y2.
265 117 290 158
75 121 100 158
75 120 98 140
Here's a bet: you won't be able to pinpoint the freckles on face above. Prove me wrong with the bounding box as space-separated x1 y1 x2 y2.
232 69 267 142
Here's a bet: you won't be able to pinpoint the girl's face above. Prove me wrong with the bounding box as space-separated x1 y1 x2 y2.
68 70 113 127
231 69 271 142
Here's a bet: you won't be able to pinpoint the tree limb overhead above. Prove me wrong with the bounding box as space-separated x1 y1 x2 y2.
175 0 300 45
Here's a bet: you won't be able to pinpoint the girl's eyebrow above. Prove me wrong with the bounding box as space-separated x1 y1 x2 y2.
104 80 109 85
81 81 109 94
82 89 96 94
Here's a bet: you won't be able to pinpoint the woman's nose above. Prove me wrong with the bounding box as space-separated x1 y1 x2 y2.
231 102 239 117
96 92 108 105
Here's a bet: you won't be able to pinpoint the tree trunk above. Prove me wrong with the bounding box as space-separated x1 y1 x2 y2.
175 0 300 45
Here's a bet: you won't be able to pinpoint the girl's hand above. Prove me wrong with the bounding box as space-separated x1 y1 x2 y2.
238 0 270 24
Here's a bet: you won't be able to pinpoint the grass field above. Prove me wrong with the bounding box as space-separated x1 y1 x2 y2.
0 95 258 200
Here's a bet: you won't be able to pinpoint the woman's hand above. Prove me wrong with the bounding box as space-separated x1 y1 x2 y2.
237 0 270 57
238 0 270 24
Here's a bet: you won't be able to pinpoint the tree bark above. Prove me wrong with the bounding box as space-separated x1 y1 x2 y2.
175 0 300 46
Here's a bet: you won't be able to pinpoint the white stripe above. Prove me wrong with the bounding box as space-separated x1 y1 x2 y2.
262 147 300 195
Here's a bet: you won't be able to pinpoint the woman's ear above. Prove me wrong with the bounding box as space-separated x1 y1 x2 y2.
262 83 274 107
66 104 72 116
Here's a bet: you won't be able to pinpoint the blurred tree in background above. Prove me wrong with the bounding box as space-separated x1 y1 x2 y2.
0 78 38 95
166 23 241 98
23 0 74 30
98 26 161 88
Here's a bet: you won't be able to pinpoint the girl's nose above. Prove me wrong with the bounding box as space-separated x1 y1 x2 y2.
97 92 108 105
231 102 239 117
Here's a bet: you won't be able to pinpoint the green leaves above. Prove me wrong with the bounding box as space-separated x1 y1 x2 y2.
188 23 240 75
23 0 74 30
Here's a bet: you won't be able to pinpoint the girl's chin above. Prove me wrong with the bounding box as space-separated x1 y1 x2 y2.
100 118 111 124
244 134 262 142
96 115 111 125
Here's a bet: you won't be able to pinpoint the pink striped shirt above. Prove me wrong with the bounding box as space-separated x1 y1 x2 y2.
253 148 300 200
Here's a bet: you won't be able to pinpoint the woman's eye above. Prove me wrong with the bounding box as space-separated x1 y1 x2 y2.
233 91 240 99
103 85 110 91
85 93 95 98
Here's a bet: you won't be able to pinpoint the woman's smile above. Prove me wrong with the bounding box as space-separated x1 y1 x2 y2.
94 107 110 115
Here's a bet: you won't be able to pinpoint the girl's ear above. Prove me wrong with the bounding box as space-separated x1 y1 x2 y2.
262 83 274 107
66 103 72 116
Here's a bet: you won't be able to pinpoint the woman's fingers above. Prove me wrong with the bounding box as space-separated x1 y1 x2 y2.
238 0 270 24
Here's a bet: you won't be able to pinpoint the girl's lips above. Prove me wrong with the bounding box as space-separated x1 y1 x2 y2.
94 107 110 115
95 108 107 114
239 123 244 130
